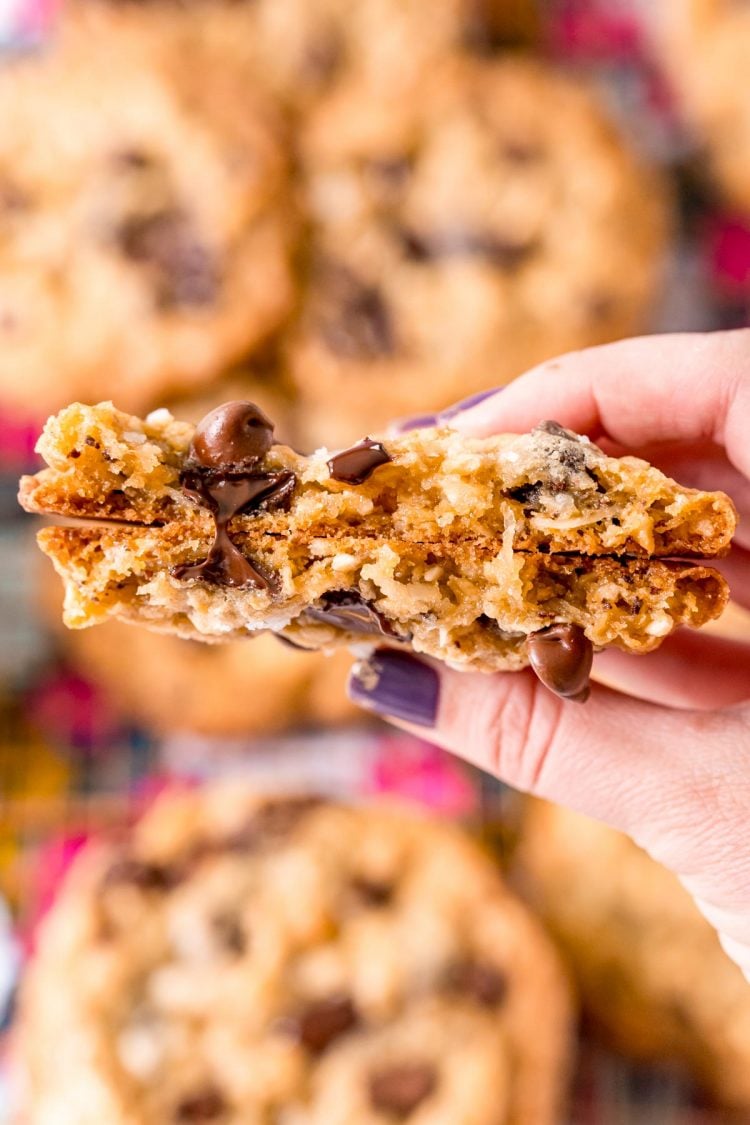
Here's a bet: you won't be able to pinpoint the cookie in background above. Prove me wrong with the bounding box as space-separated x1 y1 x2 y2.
291 55 670 447
655 0 750 216
0 11 296 418
19 786 574 1124
517 799 750 1111
37 563 358 737
66 0 544 113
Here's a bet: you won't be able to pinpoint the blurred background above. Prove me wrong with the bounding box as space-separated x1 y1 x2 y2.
2 0 750 1120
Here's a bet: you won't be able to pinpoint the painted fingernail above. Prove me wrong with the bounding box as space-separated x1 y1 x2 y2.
389 413 439 435
439 388 500 421
348 648 440 727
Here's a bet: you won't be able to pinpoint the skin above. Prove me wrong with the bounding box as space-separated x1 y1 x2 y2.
352 330 750 977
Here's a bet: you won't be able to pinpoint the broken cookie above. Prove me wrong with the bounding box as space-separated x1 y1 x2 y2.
19 400 735 701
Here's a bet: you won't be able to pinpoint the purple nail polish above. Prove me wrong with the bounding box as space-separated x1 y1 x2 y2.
389 413 439 434
439 388 500 421
348 649 440 727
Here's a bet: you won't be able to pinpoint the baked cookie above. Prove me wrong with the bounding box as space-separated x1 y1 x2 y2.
69 0 541 113
518 800 750 1110
19 401 733 697
290 56 668 446
20 788 574 1124
0 18 294 416
657 1 750 213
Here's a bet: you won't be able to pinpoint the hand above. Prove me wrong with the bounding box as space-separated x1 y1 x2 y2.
347 330 750 976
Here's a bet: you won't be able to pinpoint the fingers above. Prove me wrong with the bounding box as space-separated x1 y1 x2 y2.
348 649 750 976
713 545 750 612
592 632 750 709
346 647 745 845
451 330 750 480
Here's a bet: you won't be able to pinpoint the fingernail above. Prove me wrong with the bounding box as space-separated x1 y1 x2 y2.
389 413 438 435
348 648 440 727
438 388 500 421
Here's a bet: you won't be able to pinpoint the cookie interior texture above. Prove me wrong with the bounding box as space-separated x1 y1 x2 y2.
518 800 750 1110
20 788 573 1124
19 401 733 674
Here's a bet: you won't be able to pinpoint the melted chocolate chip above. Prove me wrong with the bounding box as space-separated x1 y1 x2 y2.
444 961 508 1007
328 438 392 484
172 471 294 589
302 591 399 639
368 1063 437 1117
117 209 218 308
527 623 593 703
226 796 324 850
175 1088 227 1121
172 402 295 590
190 402 274 469
319 267 396 360
102 858 178 892
280 995 358 1054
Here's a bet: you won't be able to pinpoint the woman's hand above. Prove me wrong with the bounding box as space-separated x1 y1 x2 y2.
348 330 750 976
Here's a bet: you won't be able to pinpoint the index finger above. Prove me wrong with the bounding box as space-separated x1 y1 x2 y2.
452 330 750 480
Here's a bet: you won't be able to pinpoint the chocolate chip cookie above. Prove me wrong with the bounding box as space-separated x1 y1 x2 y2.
519 800 750 1110
19 401 733 698
290 56 669 446
0 18 294 416
20 788 573 1123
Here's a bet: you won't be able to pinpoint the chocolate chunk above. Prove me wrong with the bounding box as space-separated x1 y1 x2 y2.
364 157 412 191
444 961 507 1007
400 227 534 269
175 1088 227 1121
226 795 324 850
368 1063 437 1117
319 268 396 360
302 591 399 639
328 438 392 484
508 481 544 509
0 182 29 213
280 995 358 1054
527 623 593 703
113 148 155 170
212 912 246 955
117 209 218 308
536 420 572 439
190 402 275 470
351 876 394 907
103 858 178 892
500 139 544 165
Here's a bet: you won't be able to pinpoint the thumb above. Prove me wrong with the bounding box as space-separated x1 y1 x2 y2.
348 648 750 975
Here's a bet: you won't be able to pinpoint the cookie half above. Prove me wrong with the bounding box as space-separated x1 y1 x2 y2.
19 401 733 694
